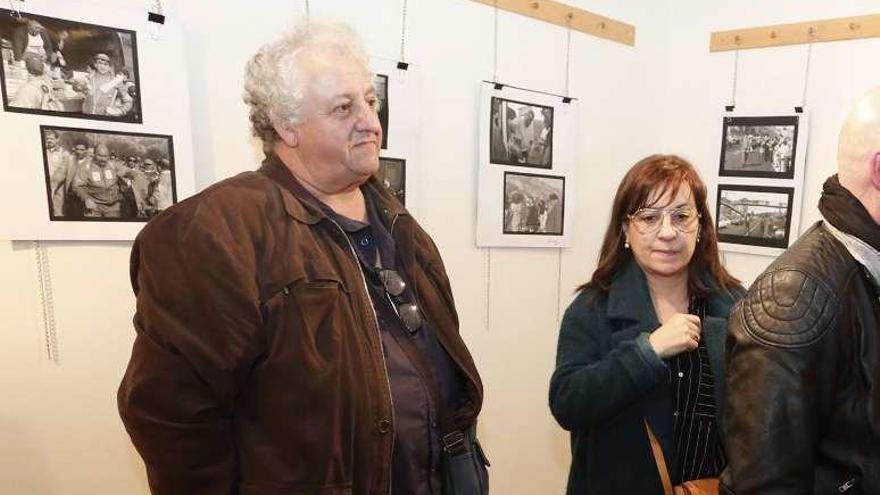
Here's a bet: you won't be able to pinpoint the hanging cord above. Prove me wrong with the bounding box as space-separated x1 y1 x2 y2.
484 248 492 332
799 43 813 109
727 49 739 110
304 0 310 21
147 0 164 40
564 14 573 97
33 241 59 364
398 0 408 63
492 0 499 82
555 248 563 322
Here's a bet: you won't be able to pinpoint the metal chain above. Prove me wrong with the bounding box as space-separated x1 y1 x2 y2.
730 49 739 108
399 0 408 63
33 241 59 364
492 0 499 82
800 43 813 108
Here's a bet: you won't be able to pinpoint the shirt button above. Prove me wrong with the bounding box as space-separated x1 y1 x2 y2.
375 418 392 435
677 371 684 378
359 237 370 247
673 411 680 417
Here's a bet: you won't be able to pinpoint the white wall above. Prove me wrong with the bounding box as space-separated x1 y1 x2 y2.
1 1 878 493
656 0 880 284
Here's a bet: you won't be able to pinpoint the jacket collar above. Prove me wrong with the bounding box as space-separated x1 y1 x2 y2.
605 257 735 323
606 258 659 326
258 153 410 228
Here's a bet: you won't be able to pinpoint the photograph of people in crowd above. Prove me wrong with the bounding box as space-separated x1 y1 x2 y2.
719 116 798 179
0 10 141 122
503 172 564 235
373 73 388 149
377 157 405 205
490 97 553 169
41 126 175 221
716 185 793 249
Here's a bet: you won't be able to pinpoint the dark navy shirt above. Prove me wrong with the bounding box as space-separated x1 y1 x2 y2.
280 175 461 495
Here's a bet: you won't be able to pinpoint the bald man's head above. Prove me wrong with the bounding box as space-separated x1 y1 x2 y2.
838 87 880 223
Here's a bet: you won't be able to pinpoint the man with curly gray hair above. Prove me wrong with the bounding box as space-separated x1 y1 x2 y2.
118 20 487 495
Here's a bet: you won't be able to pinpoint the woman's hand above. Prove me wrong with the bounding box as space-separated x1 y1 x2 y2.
648 313 701 359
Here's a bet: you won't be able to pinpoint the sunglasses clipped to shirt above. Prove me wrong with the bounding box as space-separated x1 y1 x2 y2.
377 268 424 334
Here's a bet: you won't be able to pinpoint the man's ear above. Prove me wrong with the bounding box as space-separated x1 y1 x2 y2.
273 121 298 148
871 151 880 190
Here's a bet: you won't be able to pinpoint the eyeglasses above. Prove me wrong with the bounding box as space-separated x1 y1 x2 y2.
377 268 423 334
627 206 701 235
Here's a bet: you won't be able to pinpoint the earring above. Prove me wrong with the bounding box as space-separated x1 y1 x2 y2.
624 240 630 249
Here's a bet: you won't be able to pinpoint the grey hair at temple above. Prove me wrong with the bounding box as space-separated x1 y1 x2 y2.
242 20 371 151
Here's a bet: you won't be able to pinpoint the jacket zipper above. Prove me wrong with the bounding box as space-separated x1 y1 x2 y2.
328 218 396 495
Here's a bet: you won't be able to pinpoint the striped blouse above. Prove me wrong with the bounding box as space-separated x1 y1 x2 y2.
666 299 726 484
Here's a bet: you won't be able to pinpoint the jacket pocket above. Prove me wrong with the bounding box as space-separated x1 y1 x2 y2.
262 274 349 371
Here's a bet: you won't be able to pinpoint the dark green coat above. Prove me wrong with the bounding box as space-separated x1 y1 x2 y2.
549 260 743 494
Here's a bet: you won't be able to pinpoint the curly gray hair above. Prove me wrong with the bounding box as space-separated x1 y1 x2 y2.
242 20 371 151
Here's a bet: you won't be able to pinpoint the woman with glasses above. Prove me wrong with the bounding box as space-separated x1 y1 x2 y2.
549 154 744 494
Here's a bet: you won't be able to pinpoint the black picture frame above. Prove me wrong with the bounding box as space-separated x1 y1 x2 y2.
41 125 176 222
502 171 565 236
377 156 405 206
374 73 388 149
715 184 794 249
718 115 799 179
490 96 554 169
0 9 143 123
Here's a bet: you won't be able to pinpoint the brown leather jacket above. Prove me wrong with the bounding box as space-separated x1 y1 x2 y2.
118 157 483 495
721 222 880 495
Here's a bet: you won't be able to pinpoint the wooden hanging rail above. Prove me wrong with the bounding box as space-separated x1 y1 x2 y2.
710 13 880 52
469 0 635 46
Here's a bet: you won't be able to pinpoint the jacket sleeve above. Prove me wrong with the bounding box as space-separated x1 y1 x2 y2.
549 297 668 431
118 200 264 495
720 269 840 495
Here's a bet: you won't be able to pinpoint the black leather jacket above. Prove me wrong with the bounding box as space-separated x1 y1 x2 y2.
721 222 880 495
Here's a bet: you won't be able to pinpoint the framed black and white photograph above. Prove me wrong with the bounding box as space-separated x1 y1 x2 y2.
716 184 793 250
377 156 405 205
41 126 175 222
719 116 798 179
0 9 141 123
374 73 388 149
490 96 553 169
477 83 577 247
502 172 564 235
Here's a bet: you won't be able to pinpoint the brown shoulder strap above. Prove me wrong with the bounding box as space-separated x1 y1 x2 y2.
644 418 675 495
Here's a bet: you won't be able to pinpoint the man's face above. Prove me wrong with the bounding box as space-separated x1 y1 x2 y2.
292 50 382 186
45 133 59 149
74 145 87 158
95 147 110 165
522 110 534 126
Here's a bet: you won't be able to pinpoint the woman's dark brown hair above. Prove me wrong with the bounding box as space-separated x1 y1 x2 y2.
579 154 740 298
